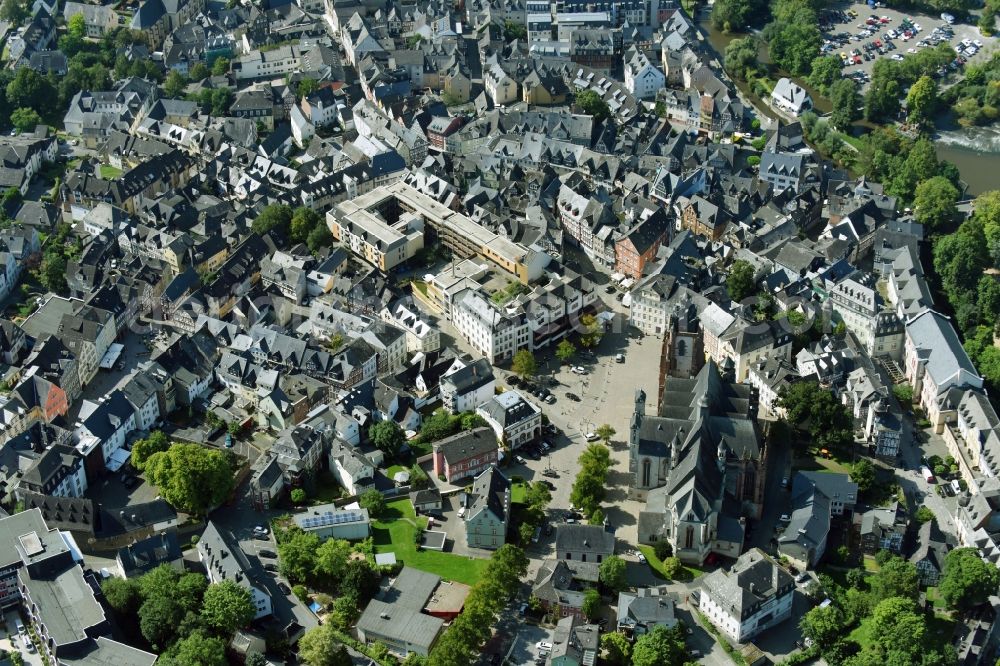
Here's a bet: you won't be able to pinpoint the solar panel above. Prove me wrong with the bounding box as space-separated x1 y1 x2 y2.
301 510 365 530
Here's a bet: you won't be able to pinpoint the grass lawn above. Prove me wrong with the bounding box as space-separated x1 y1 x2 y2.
100 164 123 179
925 587 948 609
511 481 527 504
372 498 489 585
797 453 852 475
386 464 408 480
863 556 880 573
637 546 703 582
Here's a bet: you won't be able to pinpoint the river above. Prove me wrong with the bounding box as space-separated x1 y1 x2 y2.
695 11 998 196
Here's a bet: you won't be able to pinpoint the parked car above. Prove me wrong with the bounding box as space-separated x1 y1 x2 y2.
565 392 581 401
278 582 292 595
515 455 526 465
585 432 599 441
264 563 279 572
253 525 269 535
259 549 277 558
544 394 556 404
542 469 559 479
636 551 646 563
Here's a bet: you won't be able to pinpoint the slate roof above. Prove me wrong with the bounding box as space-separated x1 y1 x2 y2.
466 465 510 524
700 548 793 621
433 427 496 463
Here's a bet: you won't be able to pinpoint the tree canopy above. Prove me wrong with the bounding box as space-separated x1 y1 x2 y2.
512 349 537 379
201 580 255 634
940 547 1000 610
726 259 757 302
369 420 405 457
631 625 690 666
575 90 610 122
144 444 234 515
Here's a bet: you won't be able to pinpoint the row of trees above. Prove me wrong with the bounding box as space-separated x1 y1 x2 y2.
426 545 528 666
102 564 254 663
517 480 552 542
801 548 1000 664
930 189 1000 392
569 441 613 521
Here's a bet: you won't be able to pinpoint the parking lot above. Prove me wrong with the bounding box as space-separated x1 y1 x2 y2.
819 2 993 90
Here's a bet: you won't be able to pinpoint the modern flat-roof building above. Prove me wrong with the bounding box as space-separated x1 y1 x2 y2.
333 180 550 283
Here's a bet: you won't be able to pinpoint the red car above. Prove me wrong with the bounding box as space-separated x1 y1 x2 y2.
853 55 863 64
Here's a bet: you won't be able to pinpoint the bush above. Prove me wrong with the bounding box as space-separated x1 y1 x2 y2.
291 488 307 505
653 540 673 560
916 506 935 523
292 585 309 603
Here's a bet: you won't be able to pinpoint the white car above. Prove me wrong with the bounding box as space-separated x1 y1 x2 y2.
536 642 553 652
457 506 466 518
585 432 599 441
571 366 587 375
974 39 984 48
892 54 905 60
637 552 646 563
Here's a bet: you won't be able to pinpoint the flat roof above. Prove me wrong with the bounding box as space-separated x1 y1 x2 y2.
424 579 470 613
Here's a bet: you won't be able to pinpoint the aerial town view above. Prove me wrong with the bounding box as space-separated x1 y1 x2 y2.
0 0 1000 662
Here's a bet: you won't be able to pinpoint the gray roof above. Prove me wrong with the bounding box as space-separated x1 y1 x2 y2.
617 587 677 630
0 507 70 568
441 358 494 394
357 566 444 651
700 548 793 621
116 531 182 577
906 310 981 392
21 565 107 651
466 465 510 524
478 390 539 428
433 427 497 463
554 523 615 556
59 637 157 666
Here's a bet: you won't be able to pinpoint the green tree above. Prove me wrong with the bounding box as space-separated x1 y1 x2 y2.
578 313 603 348
661 556 683 579
765 0 822 76
575 89 610 122
914 176 959 228
778 381 854 454
916 506 935 523
829 79 861 130
866 61 903 122
297 78 319 98
654 540 672 560
277 529 322 582
595 424 615 445
188 62 210 81
852 459 876 493
298 623 344 666
10 107 41 133
582 588 601 619
291 488 307 504
940 547 1000 610
160 632 227 666
865 597 928 662
290 206 322 244
329 593 360 629
246 653 268 666
201 580 255 634
512 349 537 379
906 75 939 125
251 204 293 235
306 223 332 253
144 444 235 515
870 556 920 602
727 259 757 302
502 19 526 41
369 420 405 457
601 631 632 665
599 555 628 591
163 70 188 98
38 252 67 293
555 339 576 364
711 0 764 32
807 55 843 94
102 577 140 614
359 488 386 518
139 595 183 647
800 603 845 649
724 37 759 81
0 0 28 24
211 57 230 76
132 430 170 470
631 625 689 666
314 538 352 581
